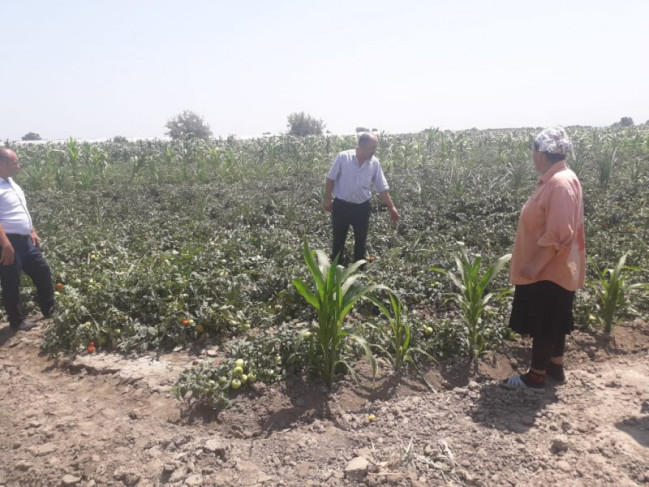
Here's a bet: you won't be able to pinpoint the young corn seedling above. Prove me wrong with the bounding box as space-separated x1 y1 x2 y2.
367 292 435 390
590 252 649 333
292 239 382 386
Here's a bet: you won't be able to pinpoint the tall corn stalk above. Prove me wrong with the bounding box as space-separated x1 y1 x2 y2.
432 242 511 359
292 240 381 386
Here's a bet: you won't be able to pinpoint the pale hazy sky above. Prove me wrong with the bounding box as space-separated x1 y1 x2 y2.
2 0 648 140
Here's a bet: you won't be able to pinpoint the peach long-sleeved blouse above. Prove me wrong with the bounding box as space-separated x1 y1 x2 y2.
509 161 586 291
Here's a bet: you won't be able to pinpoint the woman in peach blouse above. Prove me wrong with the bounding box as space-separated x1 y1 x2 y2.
502 127 586 393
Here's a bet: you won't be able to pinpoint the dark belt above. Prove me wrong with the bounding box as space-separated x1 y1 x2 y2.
6 234 30 242
334 198 370 207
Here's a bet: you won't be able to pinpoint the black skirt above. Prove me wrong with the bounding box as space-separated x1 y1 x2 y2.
508 280 575 339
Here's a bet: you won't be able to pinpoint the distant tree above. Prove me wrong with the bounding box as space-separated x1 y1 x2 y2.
356 127 370 133
286 112 325 136
112 135 128 143
612 117 634 127
165 110 213 141
620 117 634 127
21 132 42 141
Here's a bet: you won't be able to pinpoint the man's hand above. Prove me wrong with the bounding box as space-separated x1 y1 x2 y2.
323 195 333 213
31 229 41 248
389 206 400 223
0 244 15 266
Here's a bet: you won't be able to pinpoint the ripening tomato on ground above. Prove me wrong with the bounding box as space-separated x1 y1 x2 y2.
55 282 64 291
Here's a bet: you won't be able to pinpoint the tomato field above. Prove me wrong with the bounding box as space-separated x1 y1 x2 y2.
10 126 649 408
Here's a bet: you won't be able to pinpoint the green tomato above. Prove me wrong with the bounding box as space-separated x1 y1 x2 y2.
234 358 245 368
241 374 248 384
275 355 282 364
230 379 241 389
218 376 228 386
247 372 257 383
233 366 244 376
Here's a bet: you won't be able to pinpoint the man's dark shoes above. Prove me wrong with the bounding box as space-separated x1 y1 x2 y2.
42 306 54 319
11 319 38 332
547 362 566 384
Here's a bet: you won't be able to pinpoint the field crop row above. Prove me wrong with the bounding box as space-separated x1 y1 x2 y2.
8 126 648 406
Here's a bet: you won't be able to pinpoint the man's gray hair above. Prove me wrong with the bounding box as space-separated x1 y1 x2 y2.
358 132 377 146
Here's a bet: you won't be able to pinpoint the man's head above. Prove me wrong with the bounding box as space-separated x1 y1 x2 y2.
0 148 20 179
356 133 379 162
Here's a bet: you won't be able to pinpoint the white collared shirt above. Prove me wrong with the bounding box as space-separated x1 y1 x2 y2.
0 177 33 235
326 150 389 204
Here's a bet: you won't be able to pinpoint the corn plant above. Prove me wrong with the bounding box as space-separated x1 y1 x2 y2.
594 142 617 191
505 160 530 193
367 292 435 390
589 252 649 333
569 134 590 178
432 242 511 359
292 240 381 386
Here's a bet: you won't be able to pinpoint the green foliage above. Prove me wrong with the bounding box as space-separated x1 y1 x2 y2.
173 327 295 410
286 111 325 137
432 242 511 359
367 292 435 390
292 240 381 386
8 126 647 377
589 252 649 333
368 292 431 370
165 110 213 141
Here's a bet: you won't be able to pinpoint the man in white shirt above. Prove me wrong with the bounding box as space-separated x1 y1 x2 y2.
0 148 54 331
323 133 399 266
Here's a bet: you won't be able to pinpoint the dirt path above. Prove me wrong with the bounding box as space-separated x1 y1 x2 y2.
1 320 648 486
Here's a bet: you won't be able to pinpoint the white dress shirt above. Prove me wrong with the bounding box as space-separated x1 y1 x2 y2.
0 177 33 235
326 150 389 204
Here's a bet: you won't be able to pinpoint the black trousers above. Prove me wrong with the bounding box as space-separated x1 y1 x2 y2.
0 234 54 327
330 199 371 265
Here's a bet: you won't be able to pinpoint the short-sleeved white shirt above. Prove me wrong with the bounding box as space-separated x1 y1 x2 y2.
326 150 389 204
0 177 33 235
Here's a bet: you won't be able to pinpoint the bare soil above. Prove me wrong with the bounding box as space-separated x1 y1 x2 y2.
1 318 648 487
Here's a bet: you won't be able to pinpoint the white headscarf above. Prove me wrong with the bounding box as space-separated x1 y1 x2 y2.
535 127 573 155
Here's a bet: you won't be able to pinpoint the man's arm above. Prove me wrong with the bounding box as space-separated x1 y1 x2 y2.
323 178 335 212
378 191 400 223
0 224 15 266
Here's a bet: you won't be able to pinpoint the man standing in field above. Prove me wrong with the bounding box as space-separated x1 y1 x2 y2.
0 148 54 331
323 133 399 265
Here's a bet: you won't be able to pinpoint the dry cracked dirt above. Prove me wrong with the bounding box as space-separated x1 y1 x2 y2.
1 318 648 487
